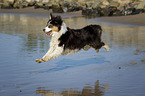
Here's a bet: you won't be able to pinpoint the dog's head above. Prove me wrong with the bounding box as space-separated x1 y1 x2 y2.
43 13 63 36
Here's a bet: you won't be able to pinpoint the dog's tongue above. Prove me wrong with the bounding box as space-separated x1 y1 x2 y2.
46 32 51 36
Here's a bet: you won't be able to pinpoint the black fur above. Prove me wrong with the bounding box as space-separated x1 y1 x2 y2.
59 25 105 50
47 16 63 31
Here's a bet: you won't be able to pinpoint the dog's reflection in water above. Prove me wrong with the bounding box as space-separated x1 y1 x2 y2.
36 80 109 96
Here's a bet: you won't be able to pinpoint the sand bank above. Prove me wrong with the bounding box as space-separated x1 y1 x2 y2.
99 13 145 26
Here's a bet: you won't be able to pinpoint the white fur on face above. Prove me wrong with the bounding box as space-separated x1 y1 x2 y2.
44 26 52 32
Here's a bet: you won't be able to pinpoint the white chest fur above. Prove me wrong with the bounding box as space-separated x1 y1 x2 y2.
50 32 60 50
41 22 68 62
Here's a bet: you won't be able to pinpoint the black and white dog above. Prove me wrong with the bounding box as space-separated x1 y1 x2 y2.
36 14 109 63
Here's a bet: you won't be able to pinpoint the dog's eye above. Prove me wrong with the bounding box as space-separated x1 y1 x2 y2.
48 25 53 28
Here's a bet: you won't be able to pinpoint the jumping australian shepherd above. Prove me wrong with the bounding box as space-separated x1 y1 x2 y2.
36 14 109 63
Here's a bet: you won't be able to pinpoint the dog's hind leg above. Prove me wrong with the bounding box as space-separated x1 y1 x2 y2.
90 44 101 53
90 42 109 52
102 44 109 51
83 45 91 51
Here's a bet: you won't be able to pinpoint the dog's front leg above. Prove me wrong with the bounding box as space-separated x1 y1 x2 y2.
35 47 54 63
36 46 63 63
42 46 63 62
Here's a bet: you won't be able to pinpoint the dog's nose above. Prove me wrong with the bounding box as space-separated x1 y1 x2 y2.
43 29 45 32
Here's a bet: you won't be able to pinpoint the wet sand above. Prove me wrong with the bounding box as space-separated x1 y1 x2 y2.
0 7 145 25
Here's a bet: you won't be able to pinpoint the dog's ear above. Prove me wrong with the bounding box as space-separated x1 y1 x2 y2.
49 13 53 19
56 16 62 20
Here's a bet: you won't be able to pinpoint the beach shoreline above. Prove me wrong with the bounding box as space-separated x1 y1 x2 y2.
0 7 145 26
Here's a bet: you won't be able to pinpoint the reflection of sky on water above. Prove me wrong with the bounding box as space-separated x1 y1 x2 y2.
0 14 145 96
44 57 110 72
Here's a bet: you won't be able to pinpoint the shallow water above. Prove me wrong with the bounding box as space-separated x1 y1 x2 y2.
0 14 145 96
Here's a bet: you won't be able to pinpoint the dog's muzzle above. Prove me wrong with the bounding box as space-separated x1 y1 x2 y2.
43 27 52 36
43 27 52 32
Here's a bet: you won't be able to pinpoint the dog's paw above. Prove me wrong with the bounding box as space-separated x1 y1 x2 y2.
35 59 43 63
